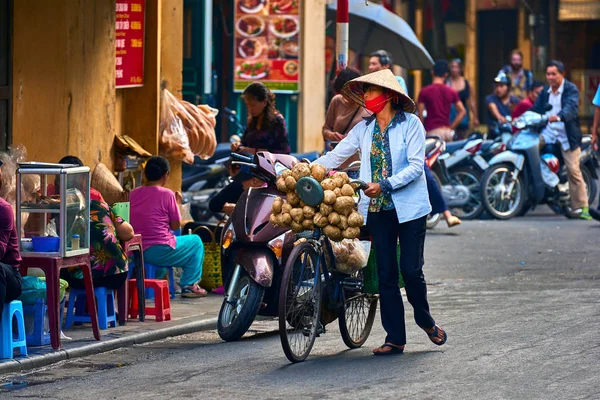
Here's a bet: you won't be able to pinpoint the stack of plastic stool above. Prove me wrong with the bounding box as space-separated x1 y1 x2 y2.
64 287 117 330
1 300 28 359
128 279 171 322
23 298 66 346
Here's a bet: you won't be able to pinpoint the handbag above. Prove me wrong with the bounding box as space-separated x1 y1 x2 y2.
193 224 223 291
363 242 404 294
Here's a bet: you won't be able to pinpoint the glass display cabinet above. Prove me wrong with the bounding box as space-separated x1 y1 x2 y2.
16 162 91 258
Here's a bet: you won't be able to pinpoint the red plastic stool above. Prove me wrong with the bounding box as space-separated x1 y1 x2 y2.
128 279 171 322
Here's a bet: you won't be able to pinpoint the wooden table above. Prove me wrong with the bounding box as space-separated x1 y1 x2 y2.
20 254 100 350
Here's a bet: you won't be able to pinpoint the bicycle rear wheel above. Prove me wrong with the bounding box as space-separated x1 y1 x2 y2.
278 241 322 363
338 270 378 349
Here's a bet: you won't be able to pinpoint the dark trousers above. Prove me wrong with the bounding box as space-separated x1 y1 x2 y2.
425 164 447 215
367 211 435 345
0 262 23 321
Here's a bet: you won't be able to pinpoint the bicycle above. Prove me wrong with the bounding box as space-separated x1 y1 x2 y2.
277 179 379 363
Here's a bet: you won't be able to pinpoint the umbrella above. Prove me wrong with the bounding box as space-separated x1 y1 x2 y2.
327 0 434 70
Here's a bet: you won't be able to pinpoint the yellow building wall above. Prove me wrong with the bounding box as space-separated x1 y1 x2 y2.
12 0 117 169
12 0 184 191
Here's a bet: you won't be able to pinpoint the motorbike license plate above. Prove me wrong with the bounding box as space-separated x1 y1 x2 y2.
473 155 489 170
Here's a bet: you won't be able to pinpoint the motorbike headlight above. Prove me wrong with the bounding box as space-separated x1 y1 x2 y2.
268 233 286 260
222 226 235 250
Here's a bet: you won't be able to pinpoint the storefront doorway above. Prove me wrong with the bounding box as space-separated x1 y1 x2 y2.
0 0 10 151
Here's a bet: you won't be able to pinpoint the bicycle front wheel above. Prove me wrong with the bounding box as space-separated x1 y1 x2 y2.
278 241 322 363
339 270 378 349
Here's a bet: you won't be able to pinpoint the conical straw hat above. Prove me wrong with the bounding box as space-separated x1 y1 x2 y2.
341 69 416 114
91 163 127 205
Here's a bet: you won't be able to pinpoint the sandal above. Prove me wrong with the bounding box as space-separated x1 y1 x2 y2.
372 343 405 356
427 325 447 346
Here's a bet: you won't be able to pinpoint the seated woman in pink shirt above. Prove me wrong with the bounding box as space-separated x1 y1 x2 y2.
130 156 206 298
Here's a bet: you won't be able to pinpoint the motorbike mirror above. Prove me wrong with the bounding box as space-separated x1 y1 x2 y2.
545 104 553 112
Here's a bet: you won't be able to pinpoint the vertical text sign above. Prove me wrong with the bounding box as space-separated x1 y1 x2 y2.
116 0 145 88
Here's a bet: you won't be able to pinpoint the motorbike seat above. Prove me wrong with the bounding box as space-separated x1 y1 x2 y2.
291 151 320 162
479 140 495 153
445 140 468 154
425 138 440 154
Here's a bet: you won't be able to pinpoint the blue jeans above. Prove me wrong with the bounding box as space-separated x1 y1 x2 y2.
144 235 205 287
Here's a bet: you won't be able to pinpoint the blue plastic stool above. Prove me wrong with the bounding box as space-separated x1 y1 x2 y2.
64 287 117 330
23 298 66 347
145 264 176 300
1 300 28 359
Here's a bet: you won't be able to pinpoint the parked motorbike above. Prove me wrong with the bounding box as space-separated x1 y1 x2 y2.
425 134 487 227
217 151 301 342
480 110 599 220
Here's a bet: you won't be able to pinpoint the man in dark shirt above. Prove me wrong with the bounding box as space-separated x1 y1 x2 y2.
417 60 466 142
0 160 23 321
485 73 520 137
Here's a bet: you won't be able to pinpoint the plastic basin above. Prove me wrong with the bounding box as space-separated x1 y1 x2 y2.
32 236 60 253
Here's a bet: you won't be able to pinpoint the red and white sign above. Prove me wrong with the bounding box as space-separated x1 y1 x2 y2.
116 1 145 88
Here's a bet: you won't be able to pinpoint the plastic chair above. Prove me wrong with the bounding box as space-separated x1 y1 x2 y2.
1 300 28 359
64 287 117 330
145 264 176 300
23 298 66 347
128 279 171 322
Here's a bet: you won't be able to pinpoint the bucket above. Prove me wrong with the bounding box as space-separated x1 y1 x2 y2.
32 236 60 253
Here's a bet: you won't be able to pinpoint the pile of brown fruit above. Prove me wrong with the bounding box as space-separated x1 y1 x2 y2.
269 163 364 241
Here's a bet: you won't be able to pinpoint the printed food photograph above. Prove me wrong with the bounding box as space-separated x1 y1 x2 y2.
237 0 267 14
270 0 299 15
269 16 299 39
236 60 270 80
235 15 265 38
237 38 266 60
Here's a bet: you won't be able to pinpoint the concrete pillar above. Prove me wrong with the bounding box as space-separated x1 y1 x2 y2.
518 5 532 70
413 0 424 100
298 0 326 152
464 0 477 109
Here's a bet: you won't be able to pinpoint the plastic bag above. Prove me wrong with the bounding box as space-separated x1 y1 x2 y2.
332 239 369 274
19 276 69 304
159 89 195 164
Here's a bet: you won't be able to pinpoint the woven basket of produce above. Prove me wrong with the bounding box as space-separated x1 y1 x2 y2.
269 163 364 242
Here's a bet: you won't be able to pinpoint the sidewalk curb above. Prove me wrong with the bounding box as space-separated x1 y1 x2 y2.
0 317 218 376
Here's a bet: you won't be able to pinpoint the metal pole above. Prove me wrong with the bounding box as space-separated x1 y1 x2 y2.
336 0 349 71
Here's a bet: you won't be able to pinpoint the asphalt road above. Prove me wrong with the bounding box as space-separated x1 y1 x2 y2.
2 210 600 399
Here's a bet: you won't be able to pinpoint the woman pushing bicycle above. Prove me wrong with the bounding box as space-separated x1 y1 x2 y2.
314 69 447 355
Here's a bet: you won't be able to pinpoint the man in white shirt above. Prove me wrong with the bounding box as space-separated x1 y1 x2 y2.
532 60 590 220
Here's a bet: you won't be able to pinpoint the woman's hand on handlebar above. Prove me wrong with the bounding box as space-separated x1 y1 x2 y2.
222 203 236 216
364 183 382 198
231 141 242 152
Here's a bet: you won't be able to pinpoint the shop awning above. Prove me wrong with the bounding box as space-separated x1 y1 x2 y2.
327 0 434 70
559 0 600 21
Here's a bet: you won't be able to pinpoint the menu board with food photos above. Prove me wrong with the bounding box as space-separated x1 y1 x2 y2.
234 0 299 93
